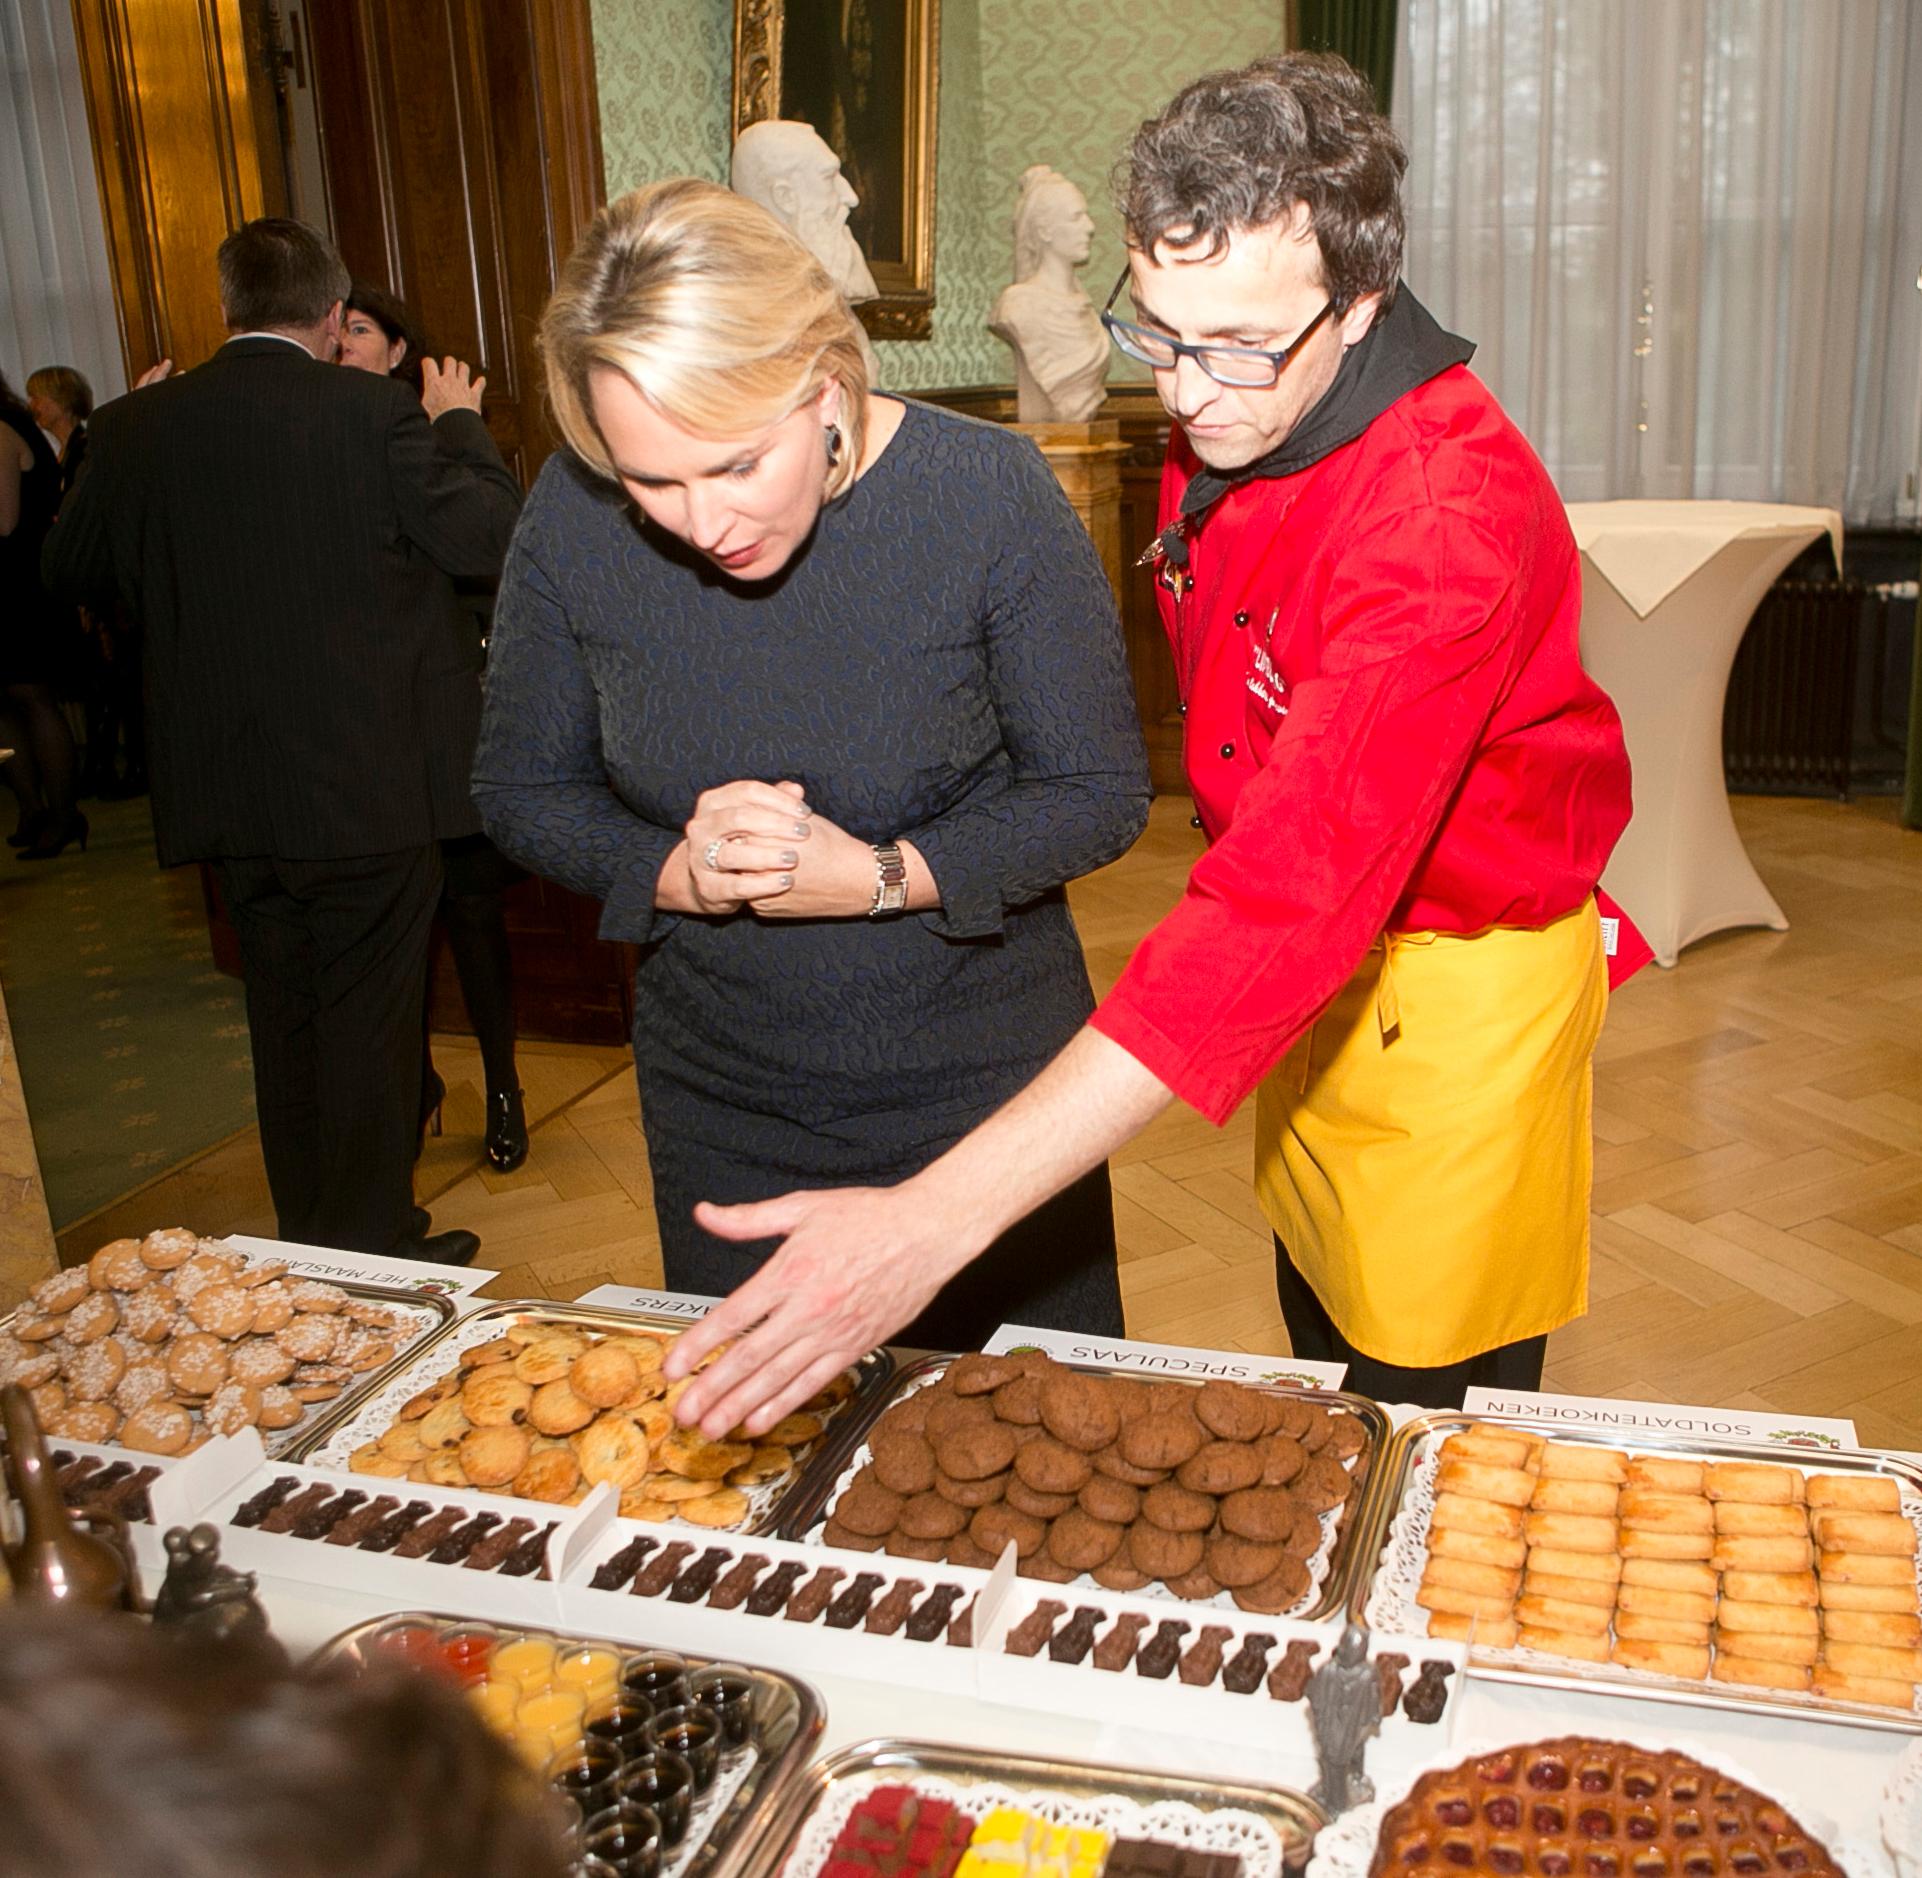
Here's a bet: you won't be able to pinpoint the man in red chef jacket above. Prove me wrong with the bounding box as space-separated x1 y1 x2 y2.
666 53 1641 1427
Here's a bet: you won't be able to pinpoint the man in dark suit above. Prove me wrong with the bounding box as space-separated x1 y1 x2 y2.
44 219 522 1264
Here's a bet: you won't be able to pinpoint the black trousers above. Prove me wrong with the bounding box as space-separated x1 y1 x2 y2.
216 846 441 1255
1273 1234 1547 1410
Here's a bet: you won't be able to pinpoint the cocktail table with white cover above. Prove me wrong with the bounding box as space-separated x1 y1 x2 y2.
1567 500 1843 967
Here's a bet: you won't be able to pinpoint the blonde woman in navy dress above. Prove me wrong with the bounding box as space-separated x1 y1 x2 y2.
474 181 1149 1345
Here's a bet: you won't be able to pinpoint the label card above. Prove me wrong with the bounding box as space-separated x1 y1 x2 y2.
1462 1387 1859 1451
984 1324 1346 1391
224 1234 496 1300
572 1284 722 1320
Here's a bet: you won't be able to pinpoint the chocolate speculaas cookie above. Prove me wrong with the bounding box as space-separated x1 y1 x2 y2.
1037 1373 1119 1453
1194 1380 1268 1442
1176 1440 1264 1496
870 1431 938 1496
1013 1434 1091 1495
932 1423 1016 1482
1140 1481 1216 1534
1117 1412 1206 1473
1005 1479 1077 1520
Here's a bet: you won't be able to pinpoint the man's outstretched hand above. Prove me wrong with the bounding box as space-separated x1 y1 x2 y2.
660 1185 976 1439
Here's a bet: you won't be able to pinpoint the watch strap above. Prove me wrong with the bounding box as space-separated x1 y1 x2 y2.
869 840 908 916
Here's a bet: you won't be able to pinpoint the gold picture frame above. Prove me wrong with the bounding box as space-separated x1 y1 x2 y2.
732 0 940 341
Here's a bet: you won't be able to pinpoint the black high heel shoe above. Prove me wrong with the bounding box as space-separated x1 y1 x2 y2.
20 810 88 860
415 1068 445 1161
486 1087 528 1173
6 810 50 850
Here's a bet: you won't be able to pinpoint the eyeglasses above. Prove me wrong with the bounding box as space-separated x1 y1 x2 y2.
1099 270 1337 388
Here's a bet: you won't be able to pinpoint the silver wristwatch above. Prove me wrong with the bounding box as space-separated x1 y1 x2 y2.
869 840 908 917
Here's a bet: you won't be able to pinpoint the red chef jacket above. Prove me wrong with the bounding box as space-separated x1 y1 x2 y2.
1090 356 1634 1126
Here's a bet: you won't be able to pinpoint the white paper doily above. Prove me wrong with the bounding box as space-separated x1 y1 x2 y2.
785 1772 1286 1878
1363 1431 1922 1721
1885 1736 1922 1878
1305 1733 1868 1878
817 1364 1360 1617
303 1310 844 1527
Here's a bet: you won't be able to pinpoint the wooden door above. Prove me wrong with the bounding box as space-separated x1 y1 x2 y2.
303 0 602 485
296 0 635 1044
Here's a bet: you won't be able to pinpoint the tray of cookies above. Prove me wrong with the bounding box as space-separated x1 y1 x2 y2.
313 1610 823 1878
0 1228 450 1459
284 1300 892 1533
1354 1411 1922 1732
773 1351 1388 1623
733 1738 1327 1878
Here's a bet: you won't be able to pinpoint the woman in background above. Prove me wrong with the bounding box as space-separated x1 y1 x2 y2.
28 365 146 802
0 369 84 859
339 282 531 1172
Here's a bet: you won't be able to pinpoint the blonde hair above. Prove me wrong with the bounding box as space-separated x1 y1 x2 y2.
541 179 870 500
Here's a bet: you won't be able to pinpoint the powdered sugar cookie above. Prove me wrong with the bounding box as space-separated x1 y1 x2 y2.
248 1281 294 1334
14 1313 64 1344
286 1279 347 1314
114 1362 173 1416
119 1288 177 1345
204 1382 263 1435
257 1385 303 1431
170 1255 235 1304
233 1257 287 1288
186 1284 255 1340
89 1239 153 1292
138 1226 198 1269
122 1401 193 1455
276 1312 341 1363
65 1291 119 1345
66 1337 127 1403
166 1331 229 1397
53 1402 121 1444
32 1267 92 1314
229 1340 296 1388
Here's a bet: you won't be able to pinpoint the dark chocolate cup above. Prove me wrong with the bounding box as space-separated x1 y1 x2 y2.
550 1740 622 1820
689 1666 756 1752
581 1800 662 1878
642 1704 720 1793
612 1748 693 1847
585 1697 656 1757
619 1650 690 1712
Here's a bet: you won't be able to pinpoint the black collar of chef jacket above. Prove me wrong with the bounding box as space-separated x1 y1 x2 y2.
1157 284 1477 567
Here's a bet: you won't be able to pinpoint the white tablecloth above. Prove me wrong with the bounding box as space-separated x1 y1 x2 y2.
1568 500 1843 967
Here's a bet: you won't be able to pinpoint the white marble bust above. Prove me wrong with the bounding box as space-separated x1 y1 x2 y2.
731 119 880 304
988 166 1109 425
732 119 880 378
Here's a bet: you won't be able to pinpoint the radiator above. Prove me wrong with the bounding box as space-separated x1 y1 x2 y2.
1723 579 1864 798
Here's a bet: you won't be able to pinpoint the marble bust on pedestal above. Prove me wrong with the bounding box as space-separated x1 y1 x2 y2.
731 119 880 377
989 166 1110 425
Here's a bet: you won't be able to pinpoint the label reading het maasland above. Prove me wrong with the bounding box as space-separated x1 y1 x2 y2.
1462 1387 1858 1451
572 1283 721 1320
224 1234 496 1300
983 1323 1346 1391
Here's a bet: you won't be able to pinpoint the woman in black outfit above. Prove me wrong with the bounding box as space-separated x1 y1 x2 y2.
0 370 85 860
338 284 530 1171
473 183 1150 1344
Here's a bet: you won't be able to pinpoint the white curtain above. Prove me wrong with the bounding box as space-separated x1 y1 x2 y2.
1393 0 1922 521
1 0 125 405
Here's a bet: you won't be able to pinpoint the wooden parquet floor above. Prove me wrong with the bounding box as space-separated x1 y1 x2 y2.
57 793 1922 1445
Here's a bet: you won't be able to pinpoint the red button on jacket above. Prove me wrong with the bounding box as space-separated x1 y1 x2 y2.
1091 364 1633 1125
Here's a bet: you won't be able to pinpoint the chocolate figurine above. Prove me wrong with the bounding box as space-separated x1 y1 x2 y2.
1307 1623 1381 1815
152 1523 280 1657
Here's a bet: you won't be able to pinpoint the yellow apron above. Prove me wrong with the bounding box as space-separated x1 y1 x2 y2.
1254 899 1606 1368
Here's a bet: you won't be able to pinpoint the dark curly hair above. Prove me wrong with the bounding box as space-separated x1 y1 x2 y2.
1117 52 1407 310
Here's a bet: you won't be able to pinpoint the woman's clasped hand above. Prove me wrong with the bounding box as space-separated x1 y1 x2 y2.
670 777 895 919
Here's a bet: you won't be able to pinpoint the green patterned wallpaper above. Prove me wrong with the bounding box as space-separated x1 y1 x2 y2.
589 0 1287 390
592 0 733 186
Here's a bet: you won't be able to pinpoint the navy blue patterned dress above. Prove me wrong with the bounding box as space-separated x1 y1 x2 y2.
473 399 1150 1341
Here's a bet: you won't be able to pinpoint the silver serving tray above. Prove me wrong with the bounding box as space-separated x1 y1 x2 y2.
735 1737 1329 1878
315 1609 824 1878
773 1350 1391 1622
1 1276 453 1460
283 1297 893 1534
1351 1409 1922 1735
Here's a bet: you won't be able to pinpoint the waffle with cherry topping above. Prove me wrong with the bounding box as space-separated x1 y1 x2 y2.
1367 1737 1843 1878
